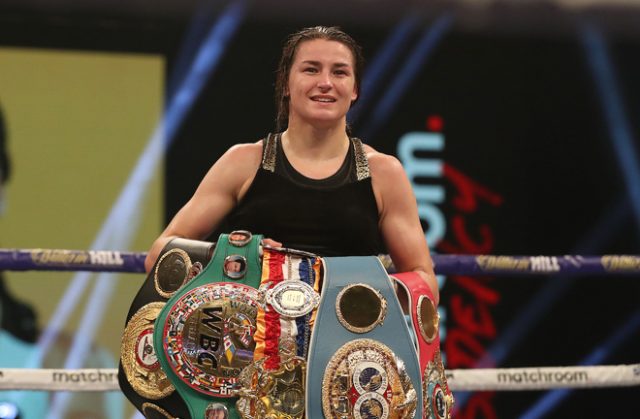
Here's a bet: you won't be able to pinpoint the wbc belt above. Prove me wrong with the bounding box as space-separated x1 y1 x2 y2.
153 231 263 419
306 256 422 419
119 238 214 418
392 272 454 419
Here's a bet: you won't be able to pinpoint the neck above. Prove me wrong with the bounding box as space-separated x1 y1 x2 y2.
283 120 350 160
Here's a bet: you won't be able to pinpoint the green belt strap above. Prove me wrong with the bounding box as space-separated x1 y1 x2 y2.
154 233 263 419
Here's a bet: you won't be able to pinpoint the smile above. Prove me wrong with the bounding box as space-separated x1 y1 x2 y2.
311 97 336 103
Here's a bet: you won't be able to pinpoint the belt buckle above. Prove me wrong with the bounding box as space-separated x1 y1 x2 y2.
237 356 306 419
120 302 174 400
161 283 260 397
322 339 417 419
264 280 320 318
424 352 453 419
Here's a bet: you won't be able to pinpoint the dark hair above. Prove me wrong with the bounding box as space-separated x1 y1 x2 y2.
274 26 364 132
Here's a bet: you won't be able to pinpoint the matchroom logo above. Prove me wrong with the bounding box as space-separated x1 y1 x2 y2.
497 369 589 384
52 370 118 383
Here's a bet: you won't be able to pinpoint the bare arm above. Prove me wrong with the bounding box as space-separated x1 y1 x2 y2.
369 152 439 304
144 143 262 272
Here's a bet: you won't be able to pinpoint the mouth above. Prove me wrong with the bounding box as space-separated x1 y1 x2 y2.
310 96 336 103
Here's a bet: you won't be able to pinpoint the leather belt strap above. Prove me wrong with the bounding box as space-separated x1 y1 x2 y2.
154 233 263 419
393 272 454 419
119 238 214 418
306 256 423 418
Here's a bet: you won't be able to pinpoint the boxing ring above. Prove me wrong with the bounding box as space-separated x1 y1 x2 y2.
0 248 637 396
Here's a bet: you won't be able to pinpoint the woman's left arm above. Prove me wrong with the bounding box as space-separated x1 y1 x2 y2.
370 153 440 304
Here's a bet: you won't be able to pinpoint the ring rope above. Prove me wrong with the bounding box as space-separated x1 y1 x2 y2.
446 363 640 391
0 364 637 392
1 248 637 395
2 248 640 276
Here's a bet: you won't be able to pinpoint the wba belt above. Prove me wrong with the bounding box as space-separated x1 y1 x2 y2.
153 232 263 419
392 272 454 419
306 256 422 419
119 238 214 418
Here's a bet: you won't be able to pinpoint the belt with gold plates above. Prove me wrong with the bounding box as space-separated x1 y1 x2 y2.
306 256 422 419
153 231 263 419
119 237 214 418
392 272 454 419
235 245 322 419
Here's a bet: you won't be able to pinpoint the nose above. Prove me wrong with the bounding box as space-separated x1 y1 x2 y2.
317 71 332 90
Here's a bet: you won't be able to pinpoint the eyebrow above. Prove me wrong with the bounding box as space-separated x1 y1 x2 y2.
301 60 351 68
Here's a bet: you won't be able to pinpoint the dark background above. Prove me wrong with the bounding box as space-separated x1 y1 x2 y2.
2 1 639 417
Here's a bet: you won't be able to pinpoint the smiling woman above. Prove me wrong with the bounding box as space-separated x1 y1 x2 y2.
273 26 364 133
144 25 438 302
285 39 358 135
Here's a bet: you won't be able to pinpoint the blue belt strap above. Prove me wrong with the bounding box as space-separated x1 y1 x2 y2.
305 256 423 418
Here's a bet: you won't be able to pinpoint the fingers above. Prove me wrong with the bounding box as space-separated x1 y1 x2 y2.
261 238 283 248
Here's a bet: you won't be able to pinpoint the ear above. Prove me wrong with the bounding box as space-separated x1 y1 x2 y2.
351 85 358 102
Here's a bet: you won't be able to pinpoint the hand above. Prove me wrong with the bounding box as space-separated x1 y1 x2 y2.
261 238 283 248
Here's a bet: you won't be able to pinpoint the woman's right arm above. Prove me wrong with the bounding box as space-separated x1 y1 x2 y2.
144 143 262 272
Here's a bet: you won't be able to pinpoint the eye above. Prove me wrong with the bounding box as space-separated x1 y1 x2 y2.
303 67 318 73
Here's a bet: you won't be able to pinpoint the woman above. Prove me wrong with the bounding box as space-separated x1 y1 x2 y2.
145 26 439 302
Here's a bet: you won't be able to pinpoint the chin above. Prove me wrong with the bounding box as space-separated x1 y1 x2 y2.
290 108 349 129
309 110 349 124
307 117 346 130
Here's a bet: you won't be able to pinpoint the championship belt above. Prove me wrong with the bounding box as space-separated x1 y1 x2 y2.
236 246 321 419
153 231 263 419
392 272 454 419
119 238 214 418
306 256 422 419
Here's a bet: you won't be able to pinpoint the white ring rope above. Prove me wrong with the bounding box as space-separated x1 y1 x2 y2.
1 364 637 392
446 363 640 391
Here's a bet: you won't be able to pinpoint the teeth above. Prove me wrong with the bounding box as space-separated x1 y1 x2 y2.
313 98 334 102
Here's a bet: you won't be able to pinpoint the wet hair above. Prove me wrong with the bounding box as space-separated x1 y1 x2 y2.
274 26 364 132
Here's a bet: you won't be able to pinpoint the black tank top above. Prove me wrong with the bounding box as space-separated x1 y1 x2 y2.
223 133 386 256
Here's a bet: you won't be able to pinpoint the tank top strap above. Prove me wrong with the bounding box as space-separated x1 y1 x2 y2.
351 137 371 180
261 132 278 172
261 133 370 181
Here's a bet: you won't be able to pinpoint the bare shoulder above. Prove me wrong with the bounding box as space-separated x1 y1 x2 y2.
221 141 263 167
362 144 406 180
198 140 264 194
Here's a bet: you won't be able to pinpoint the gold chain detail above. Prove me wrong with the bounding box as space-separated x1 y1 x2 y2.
352 137 371 180
262 133 277 172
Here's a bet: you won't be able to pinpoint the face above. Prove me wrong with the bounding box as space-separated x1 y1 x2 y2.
286 39 358 128
225 260 242 273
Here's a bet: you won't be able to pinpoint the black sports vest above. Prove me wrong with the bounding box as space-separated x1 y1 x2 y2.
224 133 386 256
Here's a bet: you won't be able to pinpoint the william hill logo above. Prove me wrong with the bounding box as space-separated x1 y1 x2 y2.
30 250 124 266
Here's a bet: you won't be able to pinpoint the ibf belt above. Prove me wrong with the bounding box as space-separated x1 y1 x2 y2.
153 231 263 419
236 247 321 419
392 272 454 419
119 238 214 419
306 256 422 419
